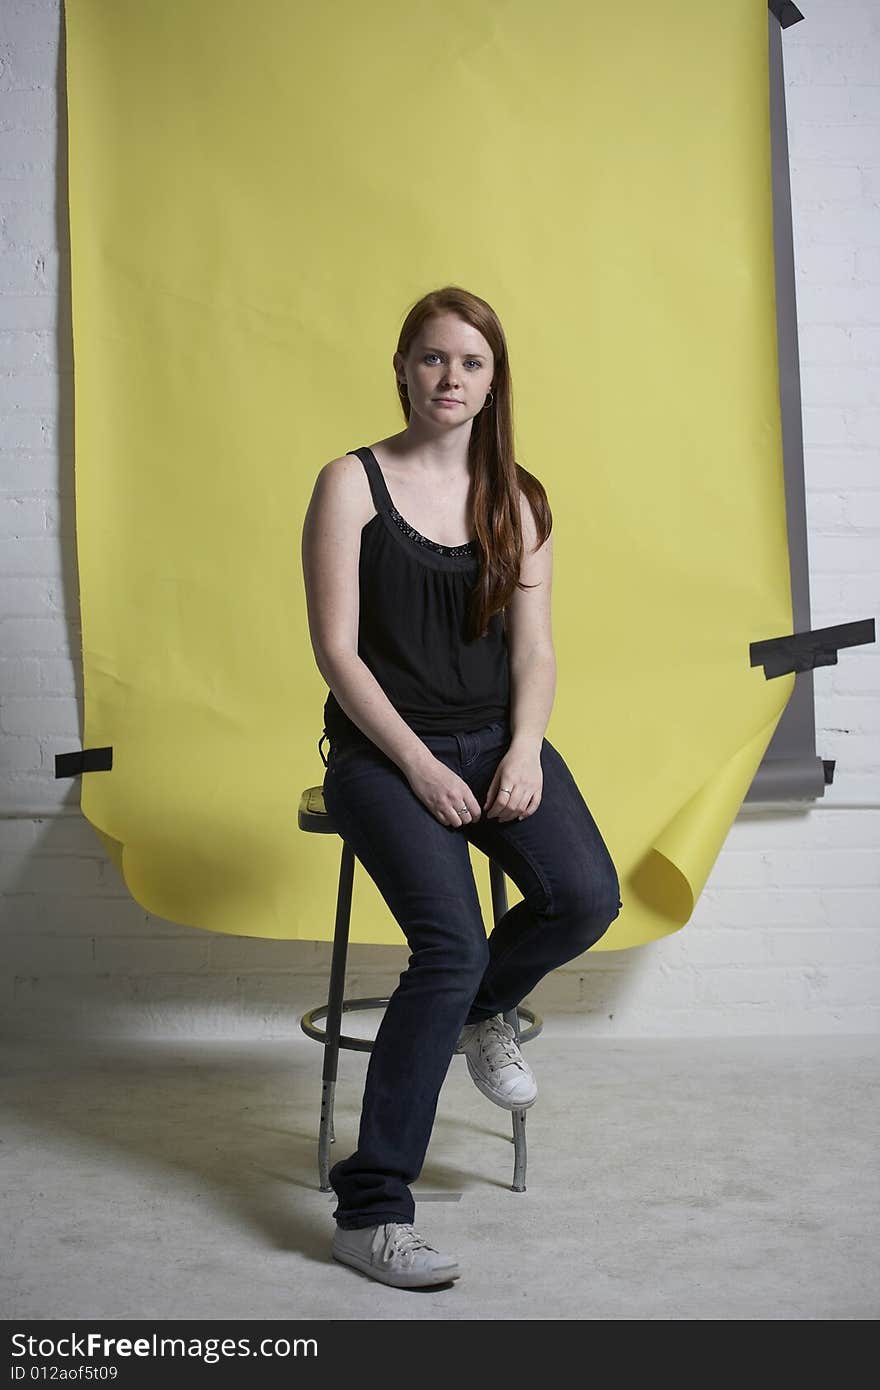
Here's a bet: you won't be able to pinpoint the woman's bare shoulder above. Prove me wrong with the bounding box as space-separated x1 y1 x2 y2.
312 451 375 528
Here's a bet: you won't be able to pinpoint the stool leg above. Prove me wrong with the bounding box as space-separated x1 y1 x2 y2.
504 1005 528 1193
319 841 355 1192
490 860 528 1193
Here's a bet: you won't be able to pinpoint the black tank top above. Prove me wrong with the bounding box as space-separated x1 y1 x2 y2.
322 445 510 745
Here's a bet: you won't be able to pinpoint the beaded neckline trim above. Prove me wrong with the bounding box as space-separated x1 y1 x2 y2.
386 503 478 558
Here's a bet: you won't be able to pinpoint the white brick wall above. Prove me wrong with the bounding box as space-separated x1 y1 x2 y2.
1 0 878 1039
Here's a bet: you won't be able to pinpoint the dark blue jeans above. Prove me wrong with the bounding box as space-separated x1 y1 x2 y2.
320 717 622 1230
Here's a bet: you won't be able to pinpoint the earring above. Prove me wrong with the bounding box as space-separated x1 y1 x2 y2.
397 380 408 395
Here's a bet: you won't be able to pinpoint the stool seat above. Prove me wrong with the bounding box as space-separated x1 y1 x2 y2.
298 779 543 1194
297 785 336 833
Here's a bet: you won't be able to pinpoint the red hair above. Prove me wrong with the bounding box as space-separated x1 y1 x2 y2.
395 285 552 640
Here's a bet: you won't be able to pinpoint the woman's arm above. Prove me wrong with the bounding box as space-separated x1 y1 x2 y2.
301 456 435 777
505 491 556 753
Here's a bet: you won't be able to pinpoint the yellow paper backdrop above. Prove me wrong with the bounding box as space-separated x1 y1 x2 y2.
65 0 794 950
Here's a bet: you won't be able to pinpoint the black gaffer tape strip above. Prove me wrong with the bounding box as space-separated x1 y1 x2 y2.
750 618 875 679
768 1 804 31
55 746 113 778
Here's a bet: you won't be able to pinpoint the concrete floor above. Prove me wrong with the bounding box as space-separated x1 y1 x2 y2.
1 1032 878 1319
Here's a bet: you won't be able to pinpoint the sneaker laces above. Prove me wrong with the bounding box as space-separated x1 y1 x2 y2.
476 1016 527 1074
380 1222 437 1264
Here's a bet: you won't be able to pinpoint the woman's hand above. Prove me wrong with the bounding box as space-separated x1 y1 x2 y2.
484 744 543 822
406 754 483 828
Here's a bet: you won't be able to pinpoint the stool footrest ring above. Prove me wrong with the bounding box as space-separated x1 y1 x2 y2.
301 997 543 1053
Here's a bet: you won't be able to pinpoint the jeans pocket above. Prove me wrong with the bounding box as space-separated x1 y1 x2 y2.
485 722 513 756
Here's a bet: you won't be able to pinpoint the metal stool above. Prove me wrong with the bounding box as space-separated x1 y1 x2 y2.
297 782 542 1194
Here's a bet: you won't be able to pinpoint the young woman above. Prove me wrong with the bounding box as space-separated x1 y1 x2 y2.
301 285 622 1290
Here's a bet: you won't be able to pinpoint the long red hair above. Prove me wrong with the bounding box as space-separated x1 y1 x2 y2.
395 285 552 640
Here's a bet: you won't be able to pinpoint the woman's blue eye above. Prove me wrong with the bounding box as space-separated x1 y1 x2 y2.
425 353 481 368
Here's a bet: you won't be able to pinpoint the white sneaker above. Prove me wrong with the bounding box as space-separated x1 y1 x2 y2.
456 1013 537 1109
331 1220 461 1288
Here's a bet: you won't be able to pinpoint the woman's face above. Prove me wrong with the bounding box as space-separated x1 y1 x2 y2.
397 314 495 426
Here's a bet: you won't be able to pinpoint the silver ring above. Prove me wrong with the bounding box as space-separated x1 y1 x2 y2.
499 787 512 794
458 805 469 814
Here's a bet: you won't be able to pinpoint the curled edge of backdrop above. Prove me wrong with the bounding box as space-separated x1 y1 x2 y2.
85 693 793 952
